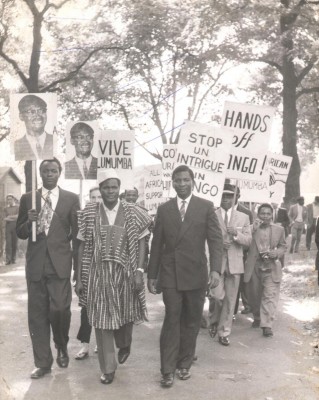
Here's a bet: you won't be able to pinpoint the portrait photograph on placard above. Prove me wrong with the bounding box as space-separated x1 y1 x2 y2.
10 93 57 161
64 120 100 180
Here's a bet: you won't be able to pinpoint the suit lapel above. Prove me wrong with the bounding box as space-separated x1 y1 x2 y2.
216 208 227 235
36 189 42 212
176 196 195 244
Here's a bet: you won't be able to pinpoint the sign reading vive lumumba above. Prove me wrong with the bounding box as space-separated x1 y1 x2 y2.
268 152 292 203
144 164 167 215
171 120 233 205
97 130 134 190
221 101 275 181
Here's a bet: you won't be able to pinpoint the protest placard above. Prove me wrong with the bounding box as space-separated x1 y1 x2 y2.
221 101 275 181
171 120 233 205
268 152 292 203
144 164 167 215
10 93 57 161
237 178 270 203
97 129 134 190
162 144 177 198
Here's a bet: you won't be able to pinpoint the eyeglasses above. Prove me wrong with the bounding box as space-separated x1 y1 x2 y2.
22 108 47 116
72 134 94 141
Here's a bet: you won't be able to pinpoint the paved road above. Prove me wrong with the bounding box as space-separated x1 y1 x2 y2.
0 259 318 400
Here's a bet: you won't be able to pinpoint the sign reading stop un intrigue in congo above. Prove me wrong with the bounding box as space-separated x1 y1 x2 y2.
97 130 134 190
221 101 275 181
171 120 233 205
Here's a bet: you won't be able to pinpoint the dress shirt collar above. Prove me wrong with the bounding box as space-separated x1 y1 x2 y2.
177 194 192 209
42 186 59 198
26 131 47 157
75 155 92 166
102 199 120 213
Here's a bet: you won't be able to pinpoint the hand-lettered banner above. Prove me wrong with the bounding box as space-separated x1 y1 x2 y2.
267 152 292 204
162 144 177 198
171 120 233 206
144 164 167 215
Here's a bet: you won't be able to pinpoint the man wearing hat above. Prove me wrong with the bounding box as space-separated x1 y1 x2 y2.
75 169 151 384
14 95 53 161
207 183 251 346
288 196 307 253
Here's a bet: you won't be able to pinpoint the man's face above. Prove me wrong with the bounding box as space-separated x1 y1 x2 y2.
100 179 120 206
172 171 193 199
19 101 47 135
70 128 94 159
297 198 304 206
90 189 102 203
220 193 235 211
258 207 272 226
40 161 61 190
6 196 14 206
125 190 138 203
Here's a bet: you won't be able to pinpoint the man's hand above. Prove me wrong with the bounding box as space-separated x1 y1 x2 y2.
134 271 144 291
75 281 84 297
147 278 157 294
223 240 232 250
268 249 278 259
28 209 38 223
209 271 220 289
227 226 237 236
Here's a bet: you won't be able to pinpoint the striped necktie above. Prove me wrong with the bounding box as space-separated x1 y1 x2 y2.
37 191 53 234
83 160 88 179
180 200 186 221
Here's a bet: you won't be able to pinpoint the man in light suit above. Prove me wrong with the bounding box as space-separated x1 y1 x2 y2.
288 196 307 253
208 183 251 346
14 95 53 161
306 196 319 250
16 158 80 379
244 203 287 337
147 165 223 388
65 122 98 180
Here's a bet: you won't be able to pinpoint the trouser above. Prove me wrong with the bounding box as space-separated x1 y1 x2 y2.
27 253 72 368
160 287 206 374
290 221 304 252
5 221 17 262
306 220 316 249
234 274 250 314
245 267 280 328
208 269 240 337
77 306 92 344
95 323 133 374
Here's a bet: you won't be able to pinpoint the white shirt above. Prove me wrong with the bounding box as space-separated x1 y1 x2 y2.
26 131 48 158
313 203 319 219
177 194 192 217
41 186 59 234
220 207 230 225
296 204 303 222
75 155 92 179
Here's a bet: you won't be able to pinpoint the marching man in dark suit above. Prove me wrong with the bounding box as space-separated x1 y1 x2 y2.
16 158 80 379
147 165 223 388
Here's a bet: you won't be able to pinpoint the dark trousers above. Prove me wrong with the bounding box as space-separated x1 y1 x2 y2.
234 274 250 314
306 221 316 249
5 221 17 262
27 253 72 368
160 287 206 374
77 306 92 344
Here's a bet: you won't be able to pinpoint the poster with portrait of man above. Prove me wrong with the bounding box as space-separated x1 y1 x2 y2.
64 121 100 180
10 93 57 161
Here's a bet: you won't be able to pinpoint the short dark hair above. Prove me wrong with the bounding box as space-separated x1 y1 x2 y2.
257 203 273 214
18 95 47 112
39 157 62 173
172 165 194 181
315 196 319 203
70 122 94 138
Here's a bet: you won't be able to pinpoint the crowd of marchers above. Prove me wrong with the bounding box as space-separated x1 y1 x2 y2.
12 157 319 389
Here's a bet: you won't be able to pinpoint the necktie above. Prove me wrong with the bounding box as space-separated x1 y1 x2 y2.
83 160 88 179
224 210 228 227
36 139 42 158
37 191 53 234
180 200 186 221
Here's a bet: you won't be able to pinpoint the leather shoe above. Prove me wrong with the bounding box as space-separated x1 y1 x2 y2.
208 324 217 338
75 350 89 360
177 368 191 380
251 319 261 328
241 307 251 314
57 348 69 368
30 367 51 379
262 327 274 337
160 373 174 388
219 336 230 346
118 346 130 364
100 372 115 384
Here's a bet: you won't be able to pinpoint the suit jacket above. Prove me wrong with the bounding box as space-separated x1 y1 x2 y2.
275 207 289 226
288 204 307 224
244 224 287 284
16 187 80 281
315 220 319 271
216 209 251 275
306 203 318 227
148 195 223 291
14 133 53 161
237 203 254 224
64 156 98 179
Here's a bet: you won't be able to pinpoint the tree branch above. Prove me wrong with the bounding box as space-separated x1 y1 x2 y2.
296 86 319 99
246 58 283 74
296 58 317 85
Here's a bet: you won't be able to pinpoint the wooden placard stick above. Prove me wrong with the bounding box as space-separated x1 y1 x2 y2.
32 160 36 242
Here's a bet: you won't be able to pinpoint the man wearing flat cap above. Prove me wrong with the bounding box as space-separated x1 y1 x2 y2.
14 95 53 161
207 183 251 346
75 169 152 385
288 196 307 253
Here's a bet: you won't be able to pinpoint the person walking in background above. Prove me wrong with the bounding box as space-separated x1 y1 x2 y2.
75 169 151 385
244 204 287 338
306 196 319 250
74 186 101 361
208 183 251 346
4 194 19 265
16 158 80 379
147 165 223 388
288 196 307 253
